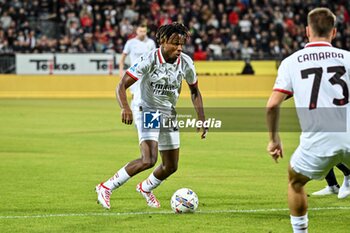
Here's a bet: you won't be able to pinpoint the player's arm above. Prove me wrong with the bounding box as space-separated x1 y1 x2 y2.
116 73 136 125
266 91 288 163
189 82 208 139
119 53 127 78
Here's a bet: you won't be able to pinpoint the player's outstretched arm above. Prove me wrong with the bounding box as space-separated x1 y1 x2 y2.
119 53 127 78
189 82 208 139
116 73 136 125
266 91 287 163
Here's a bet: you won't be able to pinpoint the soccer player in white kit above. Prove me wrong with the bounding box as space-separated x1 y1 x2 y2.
266 8 350 233
96 22 207 209
118 23 156 112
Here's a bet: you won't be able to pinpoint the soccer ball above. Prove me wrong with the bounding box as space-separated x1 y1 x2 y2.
170 188 199 213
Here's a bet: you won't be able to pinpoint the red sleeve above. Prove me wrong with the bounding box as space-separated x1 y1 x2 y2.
273 88 293 95
126 71 139 81
188 80 198 86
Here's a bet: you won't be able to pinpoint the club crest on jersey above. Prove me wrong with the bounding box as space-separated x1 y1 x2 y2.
179 72 185 83
143 110 161 129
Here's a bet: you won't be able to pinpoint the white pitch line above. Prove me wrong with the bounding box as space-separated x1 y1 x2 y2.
0 206 349 219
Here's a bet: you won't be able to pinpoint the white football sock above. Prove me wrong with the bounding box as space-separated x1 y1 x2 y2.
290 214 308 233
103 166 131 191
140 173 162 192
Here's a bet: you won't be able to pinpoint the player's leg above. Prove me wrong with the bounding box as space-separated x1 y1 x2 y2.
136 129 180 208
136 148 179 208
289 146 341 233
125 140 159 175
140 148 179 192
122 106 159 177
154 149 179 179
311 168 339 196
288 165 310 233
337 163 350 199
148 129 180 182
139 129 180 191
96 107 159 209
96 140 158 209
102 140 158 188
103 107 159 187
337 163 350 176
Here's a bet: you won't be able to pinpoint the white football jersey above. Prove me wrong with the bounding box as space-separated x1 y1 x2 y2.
126 48 197 110
123 37 156 64
123 37 156 107
274 41 350 156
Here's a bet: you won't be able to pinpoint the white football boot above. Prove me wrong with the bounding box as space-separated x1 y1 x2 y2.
96 183 112 209
312 185 339 196
136 183 160 208
338 177 350 199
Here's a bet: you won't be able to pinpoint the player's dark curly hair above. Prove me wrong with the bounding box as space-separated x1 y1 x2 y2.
156 22 189 44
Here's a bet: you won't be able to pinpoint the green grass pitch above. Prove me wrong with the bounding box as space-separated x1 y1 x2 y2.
0 98 349 233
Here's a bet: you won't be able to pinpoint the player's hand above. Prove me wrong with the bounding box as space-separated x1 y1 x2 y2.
121 108 133 125
197 127 208 139
267 139 283 163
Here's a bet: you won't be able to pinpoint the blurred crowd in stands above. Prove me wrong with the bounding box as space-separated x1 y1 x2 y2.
0 0 349 60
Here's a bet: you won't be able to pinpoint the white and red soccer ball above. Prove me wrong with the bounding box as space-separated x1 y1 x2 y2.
170 188 199 213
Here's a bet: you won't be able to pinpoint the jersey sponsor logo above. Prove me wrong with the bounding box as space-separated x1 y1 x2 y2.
150 82 177 95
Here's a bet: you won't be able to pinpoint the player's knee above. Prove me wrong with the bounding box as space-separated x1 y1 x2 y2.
288 166 309 191
289 180 304 192
148 151 158 167
140 161 153 169
141 158 157 169
140 150 158 169
288 175 307 192
162 164 178 174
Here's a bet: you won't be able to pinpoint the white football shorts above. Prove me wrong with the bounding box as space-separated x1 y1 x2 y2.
290 145 350 180
133 108 180 151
